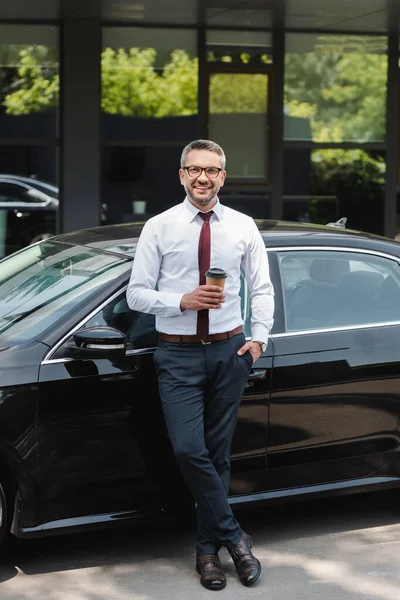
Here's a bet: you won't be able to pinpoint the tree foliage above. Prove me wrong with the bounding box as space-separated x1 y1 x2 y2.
284 39 387 142
1 41 387 145
2 45 58 115
310 149 386 233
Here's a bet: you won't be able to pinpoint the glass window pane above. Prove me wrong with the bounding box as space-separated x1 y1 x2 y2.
284 34 387 142
0 145 58 258
283 148 385 234
101 28 198 141
102 0 198 24
219 187 270 218
207 30 272 64
0 1 60 20
285 0 387 32
279 250 400 332
0 25 59 138
206 6 272 28
209 73 269 179
102 145 183 223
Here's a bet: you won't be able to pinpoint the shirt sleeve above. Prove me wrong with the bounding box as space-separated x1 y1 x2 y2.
241 220 275 346
126 219 183 317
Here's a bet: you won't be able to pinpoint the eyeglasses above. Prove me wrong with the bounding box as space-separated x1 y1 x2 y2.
183 166 222 179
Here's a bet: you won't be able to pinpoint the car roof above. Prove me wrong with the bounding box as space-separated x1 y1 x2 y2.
0 174 58 193
49 219 400 259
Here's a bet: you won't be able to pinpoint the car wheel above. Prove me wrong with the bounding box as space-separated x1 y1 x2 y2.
29 232 55 245
0 481 16 556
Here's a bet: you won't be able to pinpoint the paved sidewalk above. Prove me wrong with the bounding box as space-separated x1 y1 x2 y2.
1 491 400 600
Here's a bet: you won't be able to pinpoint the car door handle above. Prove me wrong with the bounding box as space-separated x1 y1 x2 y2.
245 368 267 388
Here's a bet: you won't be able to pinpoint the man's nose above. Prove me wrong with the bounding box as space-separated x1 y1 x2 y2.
198 171 209 182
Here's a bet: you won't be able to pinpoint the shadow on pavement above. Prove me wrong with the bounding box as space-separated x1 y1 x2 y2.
0 489 399 583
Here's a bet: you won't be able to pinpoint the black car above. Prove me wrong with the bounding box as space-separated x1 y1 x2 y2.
1 218 400 552
0 175 58 258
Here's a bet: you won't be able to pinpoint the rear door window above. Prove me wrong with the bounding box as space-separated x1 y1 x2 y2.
278 249 400 332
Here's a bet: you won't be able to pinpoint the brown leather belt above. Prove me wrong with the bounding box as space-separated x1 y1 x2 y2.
158 325 243 345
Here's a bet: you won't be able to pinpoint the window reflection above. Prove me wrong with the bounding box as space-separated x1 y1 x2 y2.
0 25 59 137
284 34 387 143
102 145 183 224
0 145 58 258
101 28 198 141
209 73 269 180
206 30 272 64
283 148 385 234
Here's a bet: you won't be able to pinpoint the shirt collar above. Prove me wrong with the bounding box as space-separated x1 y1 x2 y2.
183 196 223 223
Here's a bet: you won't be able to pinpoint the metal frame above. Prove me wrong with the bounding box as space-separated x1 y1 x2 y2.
203 63 273 185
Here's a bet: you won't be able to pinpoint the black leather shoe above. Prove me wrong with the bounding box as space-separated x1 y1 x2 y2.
196 553 226 591
227 532 261 586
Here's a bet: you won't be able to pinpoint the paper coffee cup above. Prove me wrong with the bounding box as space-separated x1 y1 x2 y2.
206 267 227 289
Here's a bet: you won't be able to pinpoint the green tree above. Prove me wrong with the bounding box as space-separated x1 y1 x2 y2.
310 149 385 233
3 45 58 115
3 45 268 117
4 45 200 117
285 37 387 142
210 73 267 113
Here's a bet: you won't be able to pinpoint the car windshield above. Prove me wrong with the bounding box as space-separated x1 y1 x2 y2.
0 241 131 343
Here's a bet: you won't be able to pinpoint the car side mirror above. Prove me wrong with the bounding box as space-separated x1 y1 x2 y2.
66 326 127 360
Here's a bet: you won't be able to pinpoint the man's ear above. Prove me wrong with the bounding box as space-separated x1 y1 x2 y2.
220 170 226 187
179 168 185 186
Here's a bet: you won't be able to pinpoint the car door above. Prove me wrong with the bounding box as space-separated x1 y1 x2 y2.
37 275 271 526
36 289 182 525
267 247 400 492
229 273 272 497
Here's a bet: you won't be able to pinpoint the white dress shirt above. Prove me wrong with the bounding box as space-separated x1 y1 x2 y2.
126 197 275 345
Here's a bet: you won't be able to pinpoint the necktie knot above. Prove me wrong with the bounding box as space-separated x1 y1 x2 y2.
199 211 213 222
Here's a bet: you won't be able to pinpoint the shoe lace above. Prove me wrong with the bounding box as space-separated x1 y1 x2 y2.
202 554 220 568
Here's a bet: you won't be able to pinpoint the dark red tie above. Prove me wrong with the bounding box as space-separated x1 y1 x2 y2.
197 211 213 339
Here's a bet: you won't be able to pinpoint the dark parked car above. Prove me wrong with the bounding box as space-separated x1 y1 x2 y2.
0 175 58 258
1 218 400 551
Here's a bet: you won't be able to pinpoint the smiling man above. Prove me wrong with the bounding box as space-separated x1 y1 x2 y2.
126 139 275 591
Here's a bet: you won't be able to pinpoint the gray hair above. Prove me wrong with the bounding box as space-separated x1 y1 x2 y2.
180 139 226 170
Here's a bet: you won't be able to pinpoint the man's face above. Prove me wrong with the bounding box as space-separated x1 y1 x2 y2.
179 149 226 209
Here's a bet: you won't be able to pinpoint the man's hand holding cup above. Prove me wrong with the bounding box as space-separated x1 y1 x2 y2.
180 268 227 311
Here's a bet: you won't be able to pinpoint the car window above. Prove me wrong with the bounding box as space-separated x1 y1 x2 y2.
278 249 400 332
83 292 157 351
0 182 32 204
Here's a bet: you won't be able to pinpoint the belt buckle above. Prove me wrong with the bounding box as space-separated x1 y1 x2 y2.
200 338 212 345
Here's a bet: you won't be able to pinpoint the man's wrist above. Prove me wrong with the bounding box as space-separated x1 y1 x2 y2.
253 340 267 353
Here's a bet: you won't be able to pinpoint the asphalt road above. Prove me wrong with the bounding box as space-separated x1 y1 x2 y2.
1 490 400 600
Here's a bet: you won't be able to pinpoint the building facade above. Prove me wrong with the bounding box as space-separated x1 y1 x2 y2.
0 0 399 257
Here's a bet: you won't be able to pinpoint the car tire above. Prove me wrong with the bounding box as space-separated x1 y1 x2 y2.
0 480 17 557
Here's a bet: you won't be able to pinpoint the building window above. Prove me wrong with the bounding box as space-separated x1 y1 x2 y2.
102 145 183 224
0 24 59 138
0 25 59 258
283 148 385 234
101 27 198 141
206 30 272 65
284 34 388 143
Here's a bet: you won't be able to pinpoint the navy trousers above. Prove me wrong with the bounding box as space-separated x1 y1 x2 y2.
153 332 253 554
